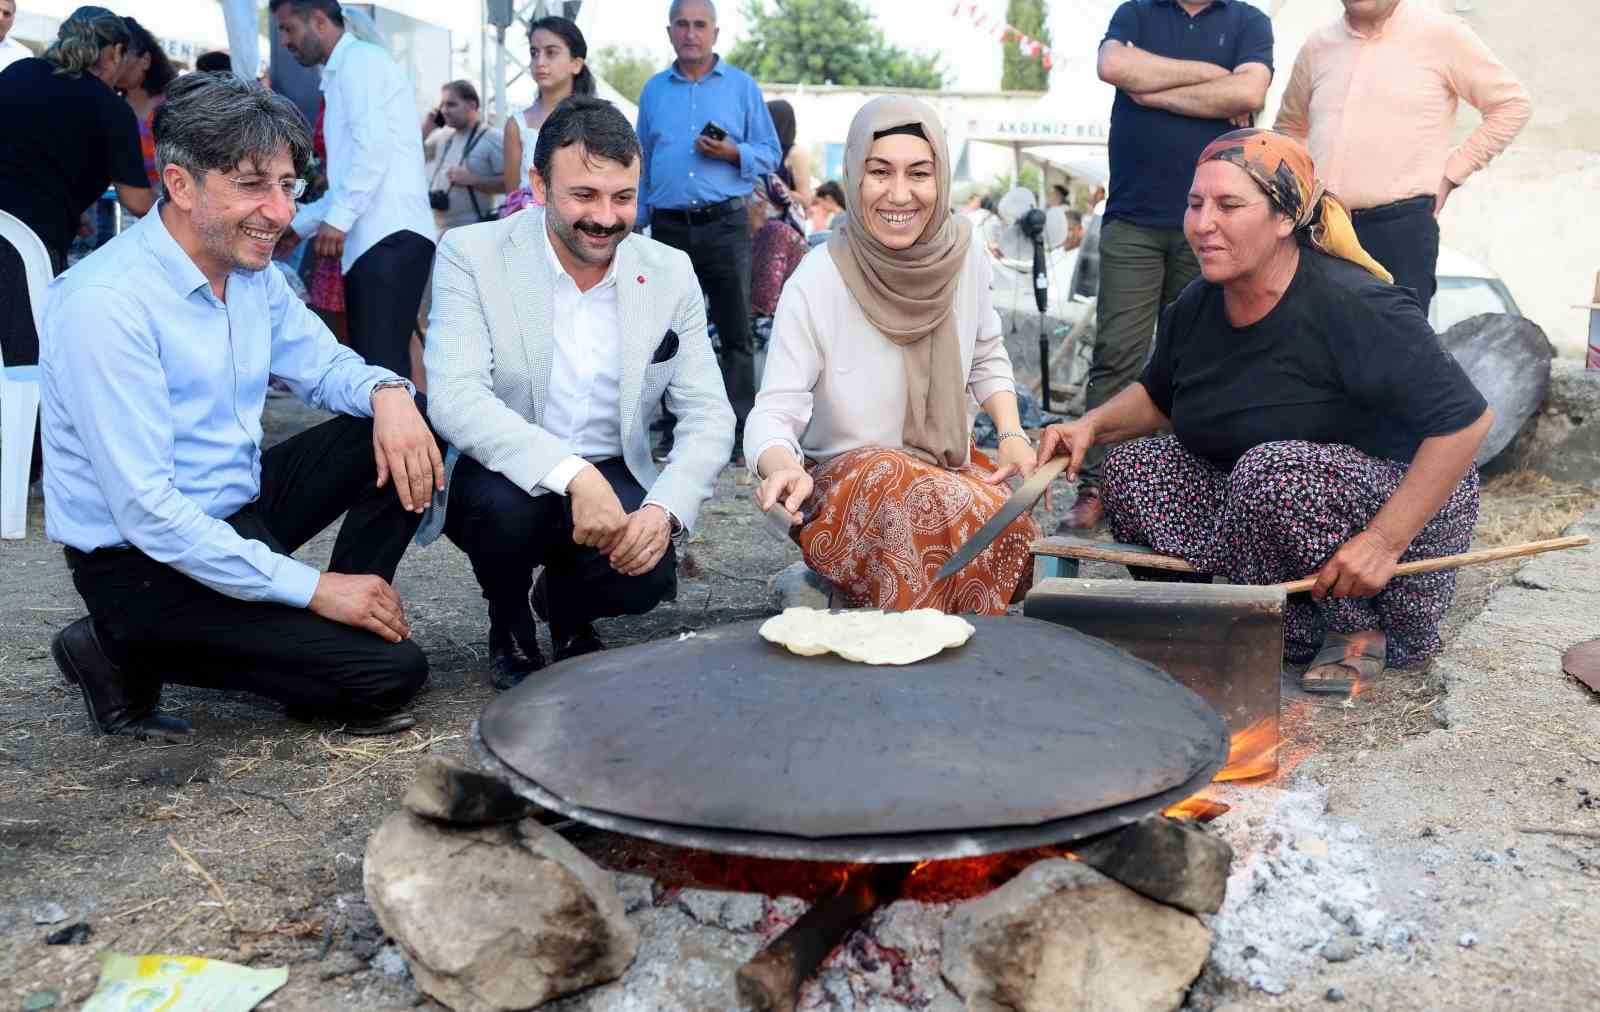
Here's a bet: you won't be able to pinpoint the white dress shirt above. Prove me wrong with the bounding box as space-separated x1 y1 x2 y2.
538 223 625 494
0 37 29 74
290 31 433 271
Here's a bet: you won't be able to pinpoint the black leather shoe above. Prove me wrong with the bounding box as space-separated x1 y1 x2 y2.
533 572 605 662
488 601 544 692
342 711 418 736
287 707 418 736
530 571 550 623
553 625 606 663
52 617 193 742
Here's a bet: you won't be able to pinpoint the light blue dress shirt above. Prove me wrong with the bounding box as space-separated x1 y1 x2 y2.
40 205 404 608
634 56 781 229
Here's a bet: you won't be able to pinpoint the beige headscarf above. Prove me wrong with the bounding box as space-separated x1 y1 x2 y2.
828 96 973 469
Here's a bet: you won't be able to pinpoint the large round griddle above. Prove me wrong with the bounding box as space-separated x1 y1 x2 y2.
476 616 1228 862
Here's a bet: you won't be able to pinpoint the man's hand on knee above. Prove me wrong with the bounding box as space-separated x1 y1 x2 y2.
569 466 627 551
609 505 673 577
372 387 444 513
310 572 411 643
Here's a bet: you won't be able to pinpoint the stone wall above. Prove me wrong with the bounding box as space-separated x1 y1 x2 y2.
1499 361 1600 486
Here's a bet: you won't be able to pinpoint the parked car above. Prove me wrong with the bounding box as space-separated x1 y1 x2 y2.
1431 245 1521 334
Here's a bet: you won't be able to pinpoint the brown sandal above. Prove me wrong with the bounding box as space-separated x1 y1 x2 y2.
1302 630 1386 695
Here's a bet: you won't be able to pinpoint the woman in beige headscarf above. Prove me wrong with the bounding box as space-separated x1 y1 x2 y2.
743 97 1039 615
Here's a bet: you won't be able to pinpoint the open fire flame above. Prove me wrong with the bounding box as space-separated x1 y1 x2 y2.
1164 698 1320 822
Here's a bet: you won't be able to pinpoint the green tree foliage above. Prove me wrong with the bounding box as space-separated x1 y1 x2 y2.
1001 0 1051 92
591 45 659 105
728 0 946 90
984 165 1044 205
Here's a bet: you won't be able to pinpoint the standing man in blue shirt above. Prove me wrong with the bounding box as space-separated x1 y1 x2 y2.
1061 0 1273 530
41 74 442 741
635 0 780 458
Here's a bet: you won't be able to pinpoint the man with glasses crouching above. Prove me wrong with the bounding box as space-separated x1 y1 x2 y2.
40 73 441 740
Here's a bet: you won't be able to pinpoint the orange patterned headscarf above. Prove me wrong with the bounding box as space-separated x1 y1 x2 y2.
1197 129 1393 284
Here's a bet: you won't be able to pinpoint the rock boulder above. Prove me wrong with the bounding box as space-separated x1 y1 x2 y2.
1076 816 1233 915
941 859 1210 1012
402 756 538 825
364 812 637 1012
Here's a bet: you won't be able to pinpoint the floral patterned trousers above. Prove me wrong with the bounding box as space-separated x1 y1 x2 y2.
1102 436 1479 668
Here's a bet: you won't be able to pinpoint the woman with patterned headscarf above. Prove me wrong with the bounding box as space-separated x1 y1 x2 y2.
1038 129 1491 694
744 96 1040 616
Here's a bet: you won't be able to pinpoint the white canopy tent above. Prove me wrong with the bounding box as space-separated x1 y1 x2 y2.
14 0 265 73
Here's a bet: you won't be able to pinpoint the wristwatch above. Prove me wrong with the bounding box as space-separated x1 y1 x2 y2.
370 378 414 406
645 502 686 540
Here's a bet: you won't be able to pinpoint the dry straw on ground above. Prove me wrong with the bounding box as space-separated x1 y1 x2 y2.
1475 469 1594 548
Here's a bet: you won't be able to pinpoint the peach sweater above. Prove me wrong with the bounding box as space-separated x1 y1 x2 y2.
1274 0 1531 211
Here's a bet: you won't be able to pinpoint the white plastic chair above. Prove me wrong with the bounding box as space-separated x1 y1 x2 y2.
0 208 49 539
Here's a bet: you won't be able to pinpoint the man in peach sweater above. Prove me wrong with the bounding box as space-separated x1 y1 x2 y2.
1275 0 1530 316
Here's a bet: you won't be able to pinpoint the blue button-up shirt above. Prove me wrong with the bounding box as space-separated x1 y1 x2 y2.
40 206 403 607
635 55 781 228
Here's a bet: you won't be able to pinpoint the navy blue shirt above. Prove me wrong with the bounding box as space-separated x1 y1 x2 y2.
1102 0 1275 229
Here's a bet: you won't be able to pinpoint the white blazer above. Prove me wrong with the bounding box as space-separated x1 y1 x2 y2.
421 208 735 535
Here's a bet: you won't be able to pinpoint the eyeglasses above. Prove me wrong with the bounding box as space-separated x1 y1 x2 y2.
223 175 308 200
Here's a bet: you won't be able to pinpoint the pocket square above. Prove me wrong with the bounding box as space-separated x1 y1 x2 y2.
650 329 680 364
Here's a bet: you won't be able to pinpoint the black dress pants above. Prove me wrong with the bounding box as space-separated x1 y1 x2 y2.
64 411 429 720
651 205 754 442
344 230 436 377
1351 195 1439 317
442 455 677 639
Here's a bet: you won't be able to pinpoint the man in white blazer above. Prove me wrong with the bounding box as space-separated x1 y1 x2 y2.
422 97 734 688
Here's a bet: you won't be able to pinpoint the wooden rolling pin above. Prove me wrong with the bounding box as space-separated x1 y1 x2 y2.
1033 535 1591 593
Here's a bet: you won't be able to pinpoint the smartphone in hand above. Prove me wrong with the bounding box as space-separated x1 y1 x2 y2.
699 120 728 142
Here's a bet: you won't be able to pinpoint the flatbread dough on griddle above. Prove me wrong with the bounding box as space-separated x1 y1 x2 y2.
759 607 976 665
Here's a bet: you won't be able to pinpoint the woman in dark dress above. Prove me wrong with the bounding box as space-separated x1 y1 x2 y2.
1037 129 1491 694
0 7 152 272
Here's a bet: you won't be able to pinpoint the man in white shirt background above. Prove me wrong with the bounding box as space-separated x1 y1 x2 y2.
270 0 434 381
0 0 29 73
420 96 733 690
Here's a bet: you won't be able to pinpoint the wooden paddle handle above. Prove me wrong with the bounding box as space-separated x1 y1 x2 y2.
1278 535 1590 595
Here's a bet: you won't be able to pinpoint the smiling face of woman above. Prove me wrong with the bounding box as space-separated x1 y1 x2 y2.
1183 159 1294 285
858 133 938 250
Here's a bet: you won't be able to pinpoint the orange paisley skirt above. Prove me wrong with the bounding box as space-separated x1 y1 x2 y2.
797 446 1040 615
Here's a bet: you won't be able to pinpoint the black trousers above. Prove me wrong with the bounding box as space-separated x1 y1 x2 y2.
1352 195 1439 316
64 411 429 720
344 230 436 377
442 455 677 639
652 204 754 441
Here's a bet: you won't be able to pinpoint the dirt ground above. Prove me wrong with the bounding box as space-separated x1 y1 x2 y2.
1 401 1594 1010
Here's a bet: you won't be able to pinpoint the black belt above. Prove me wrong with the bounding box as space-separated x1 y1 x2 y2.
64 544 138 563
651 196 745 225
1350 195 1434 225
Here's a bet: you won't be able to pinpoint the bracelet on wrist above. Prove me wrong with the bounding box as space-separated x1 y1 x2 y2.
997 430 1033 447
